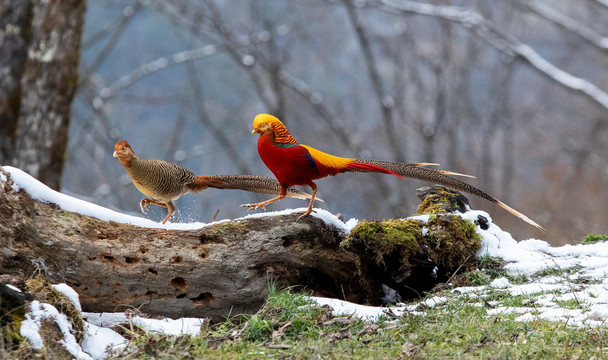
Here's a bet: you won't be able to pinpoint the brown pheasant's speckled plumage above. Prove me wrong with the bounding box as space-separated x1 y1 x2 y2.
125 156 197 203
114 140 315 224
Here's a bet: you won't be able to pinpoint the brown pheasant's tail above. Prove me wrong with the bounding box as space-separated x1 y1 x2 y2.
348 159 544 231
195 175 322 202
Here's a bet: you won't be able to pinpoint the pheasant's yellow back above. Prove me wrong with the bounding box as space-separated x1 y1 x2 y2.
301 145 355 170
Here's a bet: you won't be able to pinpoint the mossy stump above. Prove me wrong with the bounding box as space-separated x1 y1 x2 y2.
342 186 482 304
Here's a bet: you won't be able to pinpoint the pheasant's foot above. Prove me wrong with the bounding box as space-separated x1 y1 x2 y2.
296 209 316 221
240 203 267 212
140 199 152 214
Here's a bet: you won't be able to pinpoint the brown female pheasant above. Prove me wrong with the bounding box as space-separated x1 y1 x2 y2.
113 140 315 224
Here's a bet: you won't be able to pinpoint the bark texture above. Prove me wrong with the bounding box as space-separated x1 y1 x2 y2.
0 1 32 161
0 0 85 190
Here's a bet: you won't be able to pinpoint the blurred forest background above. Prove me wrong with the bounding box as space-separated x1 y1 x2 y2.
2 0 608 245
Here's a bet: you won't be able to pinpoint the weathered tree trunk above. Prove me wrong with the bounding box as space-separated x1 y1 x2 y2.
0 1 32 162
0 166 483 320
0 0 85 190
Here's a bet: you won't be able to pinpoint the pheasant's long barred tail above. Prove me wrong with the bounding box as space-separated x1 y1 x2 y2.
353 159 544 231
353 159 476 178
208 175 317 200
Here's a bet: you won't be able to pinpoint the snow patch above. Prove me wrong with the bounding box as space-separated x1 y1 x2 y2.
309 296 408 321
52 283 82 312
20 301 93 359
83 312 205 336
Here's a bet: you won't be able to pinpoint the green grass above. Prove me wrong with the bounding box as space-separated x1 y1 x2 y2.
96 281 608 359
6 273 608 359
582 233 608 244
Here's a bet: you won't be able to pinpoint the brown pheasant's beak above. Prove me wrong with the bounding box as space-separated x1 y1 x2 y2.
113 150 118 157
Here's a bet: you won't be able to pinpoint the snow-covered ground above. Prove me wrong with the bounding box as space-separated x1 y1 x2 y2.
4 165 608 358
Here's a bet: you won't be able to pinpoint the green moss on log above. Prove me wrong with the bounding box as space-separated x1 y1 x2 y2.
342 219 424 266
417 186 467 215
426 215 482 268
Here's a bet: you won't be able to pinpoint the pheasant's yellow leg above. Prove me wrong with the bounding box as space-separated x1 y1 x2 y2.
297 183 317 221
161 201 176 224
240 186 288 211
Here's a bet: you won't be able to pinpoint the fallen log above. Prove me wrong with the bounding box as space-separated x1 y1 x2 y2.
0 166 485 319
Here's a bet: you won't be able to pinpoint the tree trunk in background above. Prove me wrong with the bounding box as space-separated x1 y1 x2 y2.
0 0 85 190
0 1 32 162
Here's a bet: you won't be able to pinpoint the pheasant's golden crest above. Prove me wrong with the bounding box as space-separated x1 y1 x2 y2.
253 113 298 145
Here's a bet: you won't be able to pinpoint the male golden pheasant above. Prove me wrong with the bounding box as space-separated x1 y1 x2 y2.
113 140 315 224
241 114 543 230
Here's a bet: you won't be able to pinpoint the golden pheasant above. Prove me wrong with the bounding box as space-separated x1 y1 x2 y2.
113 140 315 224
241 113 543 230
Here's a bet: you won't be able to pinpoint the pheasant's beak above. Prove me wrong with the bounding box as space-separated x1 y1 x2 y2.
113 150 118 157
252 127 261 134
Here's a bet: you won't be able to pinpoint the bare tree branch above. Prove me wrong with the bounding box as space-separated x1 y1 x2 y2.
163 93 189 161
154 1 365 155
376 0 608 113
524 0 608 52
91 45 219 109
80 0 145 81
184 60 252 175
343 0 405 163
593 0 608 9
274 69 361 153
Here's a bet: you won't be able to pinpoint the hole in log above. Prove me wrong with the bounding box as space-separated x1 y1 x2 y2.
176 293 186 299
139 246 149 254
148 268 158 275
282 236 296 248
199 249 209 259
100 254 116 264
190 292 214 307
170 255 183 264
124 256 140 265
199 233 222 244
170 277 188 291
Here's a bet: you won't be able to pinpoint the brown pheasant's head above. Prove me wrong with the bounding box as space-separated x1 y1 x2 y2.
113 140 135 167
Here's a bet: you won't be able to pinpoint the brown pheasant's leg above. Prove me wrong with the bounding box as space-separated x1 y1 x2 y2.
161 201 176 224
297 182 317 221
140 198 167 214
241 185 288 211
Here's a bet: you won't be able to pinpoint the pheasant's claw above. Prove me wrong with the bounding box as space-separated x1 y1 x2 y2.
240 203 266 212
139 199 150 214
296 209 316 221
